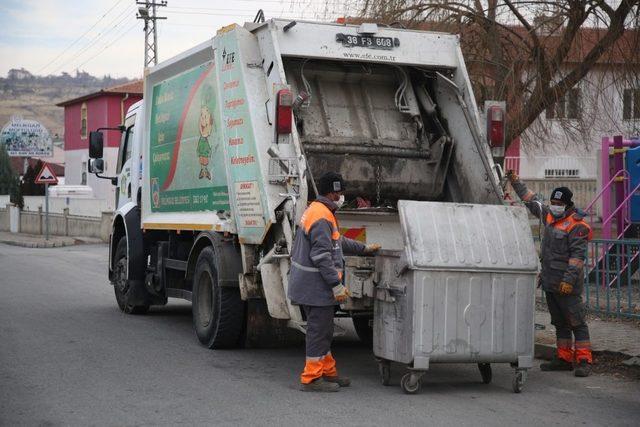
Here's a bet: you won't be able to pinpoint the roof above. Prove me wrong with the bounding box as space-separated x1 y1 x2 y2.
56 79 143 107
10 157 65 177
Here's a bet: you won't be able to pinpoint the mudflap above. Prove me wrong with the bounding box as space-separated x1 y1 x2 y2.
243 299 304 348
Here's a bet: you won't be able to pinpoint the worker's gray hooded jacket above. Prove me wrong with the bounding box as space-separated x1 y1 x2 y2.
288 196 366 306
512 179 592 295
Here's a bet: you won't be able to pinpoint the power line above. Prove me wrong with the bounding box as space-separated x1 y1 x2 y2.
49 6 137 75
37 0 128 74
73 22 140 71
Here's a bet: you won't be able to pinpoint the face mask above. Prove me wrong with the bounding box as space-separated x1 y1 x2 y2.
549 204 565 217
335 195 345 209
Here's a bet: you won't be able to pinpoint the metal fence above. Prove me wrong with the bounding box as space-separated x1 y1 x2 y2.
585 238 640 319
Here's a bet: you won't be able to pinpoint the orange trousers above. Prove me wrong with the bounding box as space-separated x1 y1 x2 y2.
301 353 338 384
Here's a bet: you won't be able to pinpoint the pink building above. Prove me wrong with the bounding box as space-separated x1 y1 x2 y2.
56 81 142 207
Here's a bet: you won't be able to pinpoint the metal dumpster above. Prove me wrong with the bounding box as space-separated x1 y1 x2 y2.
373 201 538 394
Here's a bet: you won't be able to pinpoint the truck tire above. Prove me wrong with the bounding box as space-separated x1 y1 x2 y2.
113 237 149 315
352 316 373 346
192 246 244 349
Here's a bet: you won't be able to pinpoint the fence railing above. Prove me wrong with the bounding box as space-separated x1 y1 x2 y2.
585 238 640 319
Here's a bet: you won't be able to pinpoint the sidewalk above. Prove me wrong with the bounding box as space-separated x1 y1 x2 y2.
0 232 103 248
535 307 640 358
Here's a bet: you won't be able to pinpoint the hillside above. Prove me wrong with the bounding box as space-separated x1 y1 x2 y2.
0 69 134 140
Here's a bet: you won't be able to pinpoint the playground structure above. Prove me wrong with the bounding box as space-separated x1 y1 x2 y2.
584 135 640 318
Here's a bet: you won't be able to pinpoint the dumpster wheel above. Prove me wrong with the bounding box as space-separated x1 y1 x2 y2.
478 363 492 384
400 372 422 394
378 360 391 386
512 369 526 393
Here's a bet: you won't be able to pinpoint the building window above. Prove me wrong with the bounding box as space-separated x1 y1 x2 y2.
80 102 87 139
544 168 580 179
623 89 640 120
81 161 87 185
546 88 581 120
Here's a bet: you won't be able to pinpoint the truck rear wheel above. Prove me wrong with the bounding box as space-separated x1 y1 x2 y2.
352 315 373 346
192 246 244 349
113 237 149 315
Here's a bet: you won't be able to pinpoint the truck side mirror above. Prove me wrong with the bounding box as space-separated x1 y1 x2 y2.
89 131 104 159
89 158 104 174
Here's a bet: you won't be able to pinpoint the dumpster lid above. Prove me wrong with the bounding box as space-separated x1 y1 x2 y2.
398 201 539 272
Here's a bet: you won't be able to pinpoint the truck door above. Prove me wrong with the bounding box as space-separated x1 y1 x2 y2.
116 114 136 210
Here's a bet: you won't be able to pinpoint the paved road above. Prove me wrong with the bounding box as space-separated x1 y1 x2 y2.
1 243 639 426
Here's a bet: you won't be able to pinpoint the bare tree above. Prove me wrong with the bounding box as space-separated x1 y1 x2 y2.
357 0 640 148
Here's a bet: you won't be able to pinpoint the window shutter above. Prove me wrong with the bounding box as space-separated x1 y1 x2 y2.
546 104 555 119
568 88 581 119
556 96 566 119
634 89 640 119
623 89 632 120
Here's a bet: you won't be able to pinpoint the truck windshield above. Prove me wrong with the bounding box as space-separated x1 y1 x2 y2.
117 114 136 174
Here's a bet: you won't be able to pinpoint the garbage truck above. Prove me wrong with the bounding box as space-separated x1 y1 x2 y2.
88 18 536 392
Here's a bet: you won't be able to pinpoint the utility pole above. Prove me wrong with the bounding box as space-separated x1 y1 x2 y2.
136 1 167 68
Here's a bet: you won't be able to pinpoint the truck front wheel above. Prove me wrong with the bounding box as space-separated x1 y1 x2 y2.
113 237 149 315
192 246 244 349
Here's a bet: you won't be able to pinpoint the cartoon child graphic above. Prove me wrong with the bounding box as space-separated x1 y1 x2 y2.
197 85 214 180
151 177 160 209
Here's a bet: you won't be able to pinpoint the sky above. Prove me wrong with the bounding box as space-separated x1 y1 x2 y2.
0 0 357 79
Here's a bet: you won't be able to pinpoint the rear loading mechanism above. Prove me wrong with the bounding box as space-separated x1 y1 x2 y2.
284 59 454 205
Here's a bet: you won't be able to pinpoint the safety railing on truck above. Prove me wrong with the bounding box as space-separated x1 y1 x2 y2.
585 238 640 319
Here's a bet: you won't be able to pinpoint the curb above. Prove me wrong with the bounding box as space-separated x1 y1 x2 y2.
0 239 73 248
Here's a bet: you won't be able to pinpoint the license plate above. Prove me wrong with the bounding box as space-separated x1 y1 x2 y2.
336 34 397 50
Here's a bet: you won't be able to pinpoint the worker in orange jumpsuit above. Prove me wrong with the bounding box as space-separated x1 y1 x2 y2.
288 172 381 391
508 171 593 376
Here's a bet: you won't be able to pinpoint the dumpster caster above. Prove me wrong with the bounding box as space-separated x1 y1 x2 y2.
512 369 526 393
400 372 422 394
378 360 391 386
478 363 492 384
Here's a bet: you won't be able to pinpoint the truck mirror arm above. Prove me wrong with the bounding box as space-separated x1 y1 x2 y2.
95 173 118 185
96 125 126 133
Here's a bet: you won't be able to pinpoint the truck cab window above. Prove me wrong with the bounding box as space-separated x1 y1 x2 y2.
117 115 136 174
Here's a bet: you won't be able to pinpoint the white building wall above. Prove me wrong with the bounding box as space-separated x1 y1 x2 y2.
518 67 640 179
64 147 118 211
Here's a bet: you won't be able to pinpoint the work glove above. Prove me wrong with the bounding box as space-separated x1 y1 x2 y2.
363 243 382 255
332 284 350 303
558 281 573 295
506 169 519 183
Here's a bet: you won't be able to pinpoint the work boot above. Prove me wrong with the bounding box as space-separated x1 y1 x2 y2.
323 375 351 387
574 360 592 377
540 357 573 371
300 378 340 392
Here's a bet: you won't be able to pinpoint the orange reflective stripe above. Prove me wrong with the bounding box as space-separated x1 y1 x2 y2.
549 214 592 240
557 347 574 363
301 359 324 384
546 213 554 225
301 201 339 240
575 347 593 363
568 258 584 268
322 352 338 377
522 190 535 202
